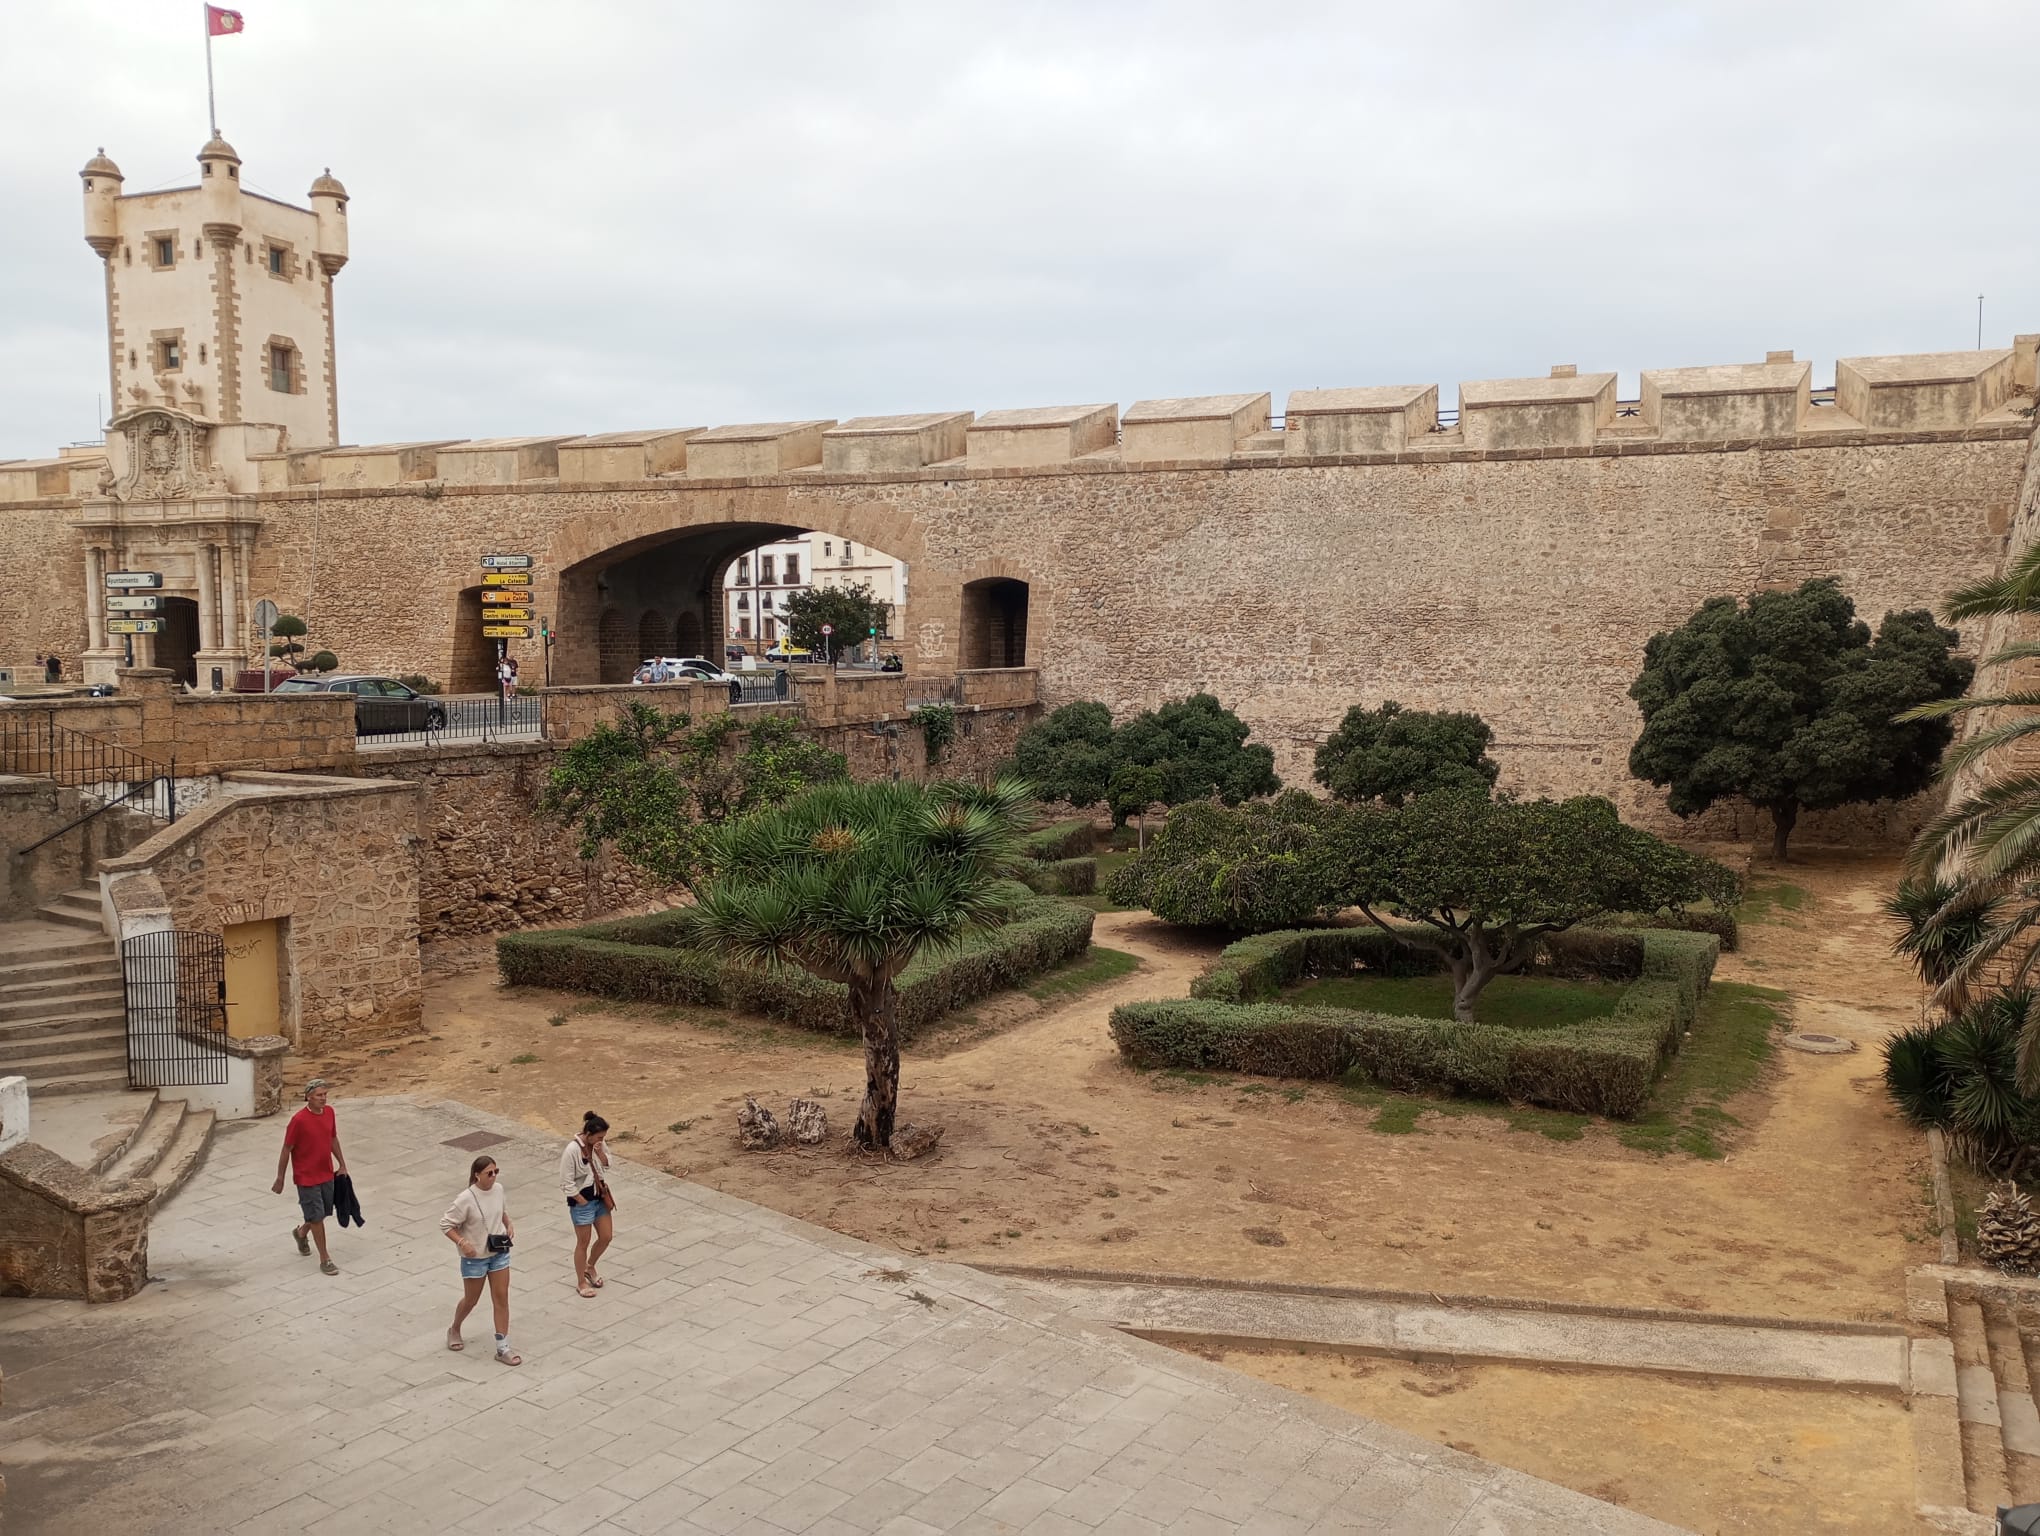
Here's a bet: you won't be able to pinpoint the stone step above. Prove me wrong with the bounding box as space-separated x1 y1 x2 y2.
0 966 123 1003
0 1007 126 1045
147 1105 216 1204
0 943 116 980
1952 1294 2014 1515
0 988 125 1027
24 1067 132 1096
0 1029 129 1085
1982 1298 2040 1503
101 1095 182 1183
36 889 104 932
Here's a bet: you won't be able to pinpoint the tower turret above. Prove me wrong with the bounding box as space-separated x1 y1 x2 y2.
80 148 122 257
309 168 349 275
197 133 243 241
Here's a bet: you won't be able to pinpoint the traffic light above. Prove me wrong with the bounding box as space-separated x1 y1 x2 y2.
868 624 877 636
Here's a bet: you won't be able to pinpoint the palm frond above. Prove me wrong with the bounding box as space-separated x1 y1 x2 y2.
1945 545 2040 622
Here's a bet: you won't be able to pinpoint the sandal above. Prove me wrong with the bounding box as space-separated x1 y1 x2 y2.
576 1278 596 1298
494 1343 522 1367
584 1267 604 1289
320 1260 340 1276
447 1328 464 1352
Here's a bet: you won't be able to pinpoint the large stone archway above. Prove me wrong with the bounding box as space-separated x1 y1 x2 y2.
546 495 932 685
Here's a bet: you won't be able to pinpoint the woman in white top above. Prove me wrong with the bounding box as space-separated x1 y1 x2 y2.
560 1109 616 1299
440 1154 520 1364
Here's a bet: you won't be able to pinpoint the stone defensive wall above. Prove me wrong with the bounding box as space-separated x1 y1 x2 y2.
3 340 2036 840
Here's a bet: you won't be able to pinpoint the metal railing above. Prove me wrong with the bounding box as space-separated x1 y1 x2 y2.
0 710 176 854
353 692 544 750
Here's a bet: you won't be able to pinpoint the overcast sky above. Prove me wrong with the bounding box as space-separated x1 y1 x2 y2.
3 2 2035 459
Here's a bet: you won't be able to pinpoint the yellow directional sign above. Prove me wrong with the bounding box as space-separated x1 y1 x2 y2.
480 589 527 603
482 572 532 587
483 607 533 621
483 624 533 639
108 618 164 634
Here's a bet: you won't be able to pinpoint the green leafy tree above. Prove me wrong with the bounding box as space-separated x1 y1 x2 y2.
1314 701 1500 805
782 581 890 658
1106 793 1339 928
1330 791 1735 1022
1108 694 1280 825
1629 579 1972 860
1010 702 1116 808
539 702 847 889
683 778 1036 1146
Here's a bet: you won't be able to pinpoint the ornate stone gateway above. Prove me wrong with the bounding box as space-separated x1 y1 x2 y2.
108 407 229 503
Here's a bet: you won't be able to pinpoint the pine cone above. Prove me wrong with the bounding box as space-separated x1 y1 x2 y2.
1978 1182 2040 1275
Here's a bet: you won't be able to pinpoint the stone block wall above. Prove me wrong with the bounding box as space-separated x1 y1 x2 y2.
3 672 354 776
0 777 156 919
98 773 423 1049
0 1142 152 1303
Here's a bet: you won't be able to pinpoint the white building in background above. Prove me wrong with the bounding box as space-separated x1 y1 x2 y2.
722 533 906 652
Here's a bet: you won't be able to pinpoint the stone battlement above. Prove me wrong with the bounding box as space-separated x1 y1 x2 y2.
4 338 2033 507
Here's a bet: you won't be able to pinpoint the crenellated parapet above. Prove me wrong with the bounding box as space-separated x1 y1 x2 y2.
5 338 2035 507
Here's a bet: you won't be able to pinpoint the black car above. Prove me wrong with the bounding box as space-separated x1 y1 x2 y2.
275 674 447 734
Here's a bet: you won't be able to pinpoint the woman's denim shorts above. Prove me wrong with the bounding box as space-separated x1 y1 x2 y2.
459 1249 512 1280
568 1196 608 1229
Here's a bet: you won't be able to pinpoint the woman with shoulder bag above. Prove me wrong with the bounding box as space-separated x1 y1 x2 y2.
560 1110 617 1299
440 1155 520 1364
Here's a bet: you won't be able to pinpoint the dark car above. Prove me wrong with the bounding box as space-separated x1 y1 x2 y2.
275 673 446 734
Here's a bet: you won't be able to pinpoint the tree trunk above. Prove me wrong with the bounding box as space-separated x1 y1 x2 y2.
1770 801 1799 862
851 972 901 1149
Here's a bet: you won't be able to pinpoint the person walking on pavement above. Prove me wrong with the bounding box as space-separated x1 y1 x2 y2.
560 1110 616 1298
272 1078 347 1275
440 1155 520 1364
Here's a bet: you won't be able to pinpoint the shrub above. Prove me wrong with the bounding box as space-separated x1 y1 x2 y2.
1117 927 1717 1118
1022 818 1097 862
498 895 1094 1043
1021 857 1097 896
397 673 443 696
1882 990 2040 1175
1107 793 1339 930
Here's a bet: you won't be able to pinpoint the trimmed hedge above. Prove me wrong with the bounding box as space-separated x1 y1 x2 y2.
1022 818 1098 862
1021 857 1097 896
1116 927 1717 1118
498 896 1095 1044
1603 905 1739 952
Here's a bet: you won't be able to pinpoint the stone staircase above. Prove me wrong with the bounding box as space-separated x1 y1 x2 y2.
1951 1286 2040 1518
0 888 128 1096
89 1092 215 1202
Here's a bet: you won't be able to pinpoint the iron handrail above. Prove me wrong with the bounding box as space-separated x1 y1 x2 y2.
1 709 176 855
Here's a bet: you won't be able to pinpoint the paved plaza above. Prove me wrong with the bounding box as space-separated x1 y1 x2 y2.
0 1098 1681 1534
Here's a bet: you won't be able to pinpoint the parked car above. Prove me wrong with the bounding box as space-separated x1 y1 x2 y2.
274 673 446 734
632 657 742 701
725 643 749 662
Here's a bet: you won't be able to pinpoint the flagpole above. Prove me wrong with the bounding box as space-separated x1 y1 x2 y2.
204 5 217 136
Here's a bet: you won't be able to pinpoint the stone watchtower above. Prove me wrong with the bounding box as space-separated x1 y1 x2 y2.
82 138 348 447
72 139 348 688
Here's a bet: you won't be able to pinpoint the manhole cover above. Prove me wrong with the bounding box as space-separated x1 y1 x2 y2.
442 1130 510 1151
1783 1033 1856 1055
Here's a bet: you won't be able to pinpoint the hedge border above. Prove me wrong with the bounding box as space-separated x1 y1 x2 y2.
497 895 1096 1044
1021 857 1097 896
1022 818 1097 862
1116 927 1717 1118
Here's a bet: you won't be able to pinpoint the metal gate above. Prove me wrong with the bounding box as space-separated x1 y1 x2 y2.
122 930 231 1089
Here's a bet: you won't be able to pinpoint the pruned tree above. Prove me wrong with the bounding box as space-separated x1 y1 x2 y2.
683 778 1035 1146
782 580 890 659
1105 792 1339 929
268 613 308 667
1314 700 1500 805
539 702 847 889
1330 791 1736 1022
1010 701 1116 809
1628 579 1972 859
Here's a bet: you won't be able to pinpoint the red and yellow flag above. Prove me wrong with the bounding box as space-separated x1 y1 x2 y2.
206 6 244 36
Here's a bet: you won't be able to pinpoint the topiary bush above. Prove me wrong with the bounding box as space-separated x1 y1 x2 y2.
1105 793 1339 930
498 894 1095 1043
1114 927 1716 1118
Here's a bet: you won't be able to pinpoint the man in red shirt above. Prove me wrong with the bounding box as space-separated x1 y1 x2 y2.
272 1078 348 1275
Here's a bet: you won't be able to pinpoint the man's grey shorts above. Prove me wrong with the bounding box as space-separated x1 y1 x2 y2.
296 1180 336 1225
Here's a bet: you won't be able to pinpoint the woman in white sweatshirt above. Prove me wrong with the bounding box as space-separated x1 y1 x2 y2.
560 1109 615 1299
440 1154 520 1364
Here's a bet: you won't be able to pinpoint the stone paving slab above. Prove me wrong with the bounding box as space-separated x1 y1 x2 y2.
1013 1277 1910 1392
0 1096 1687 1534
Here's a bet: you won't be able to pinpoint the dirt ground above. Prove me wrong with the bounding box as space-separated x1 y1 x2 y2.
310 849 1932 1323
1184 1346 1919 1535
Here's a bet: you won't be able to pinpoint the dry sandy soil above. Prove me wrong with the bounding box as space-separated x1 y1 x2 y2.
312 850 1931 1323
1186 1346 1919 1536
